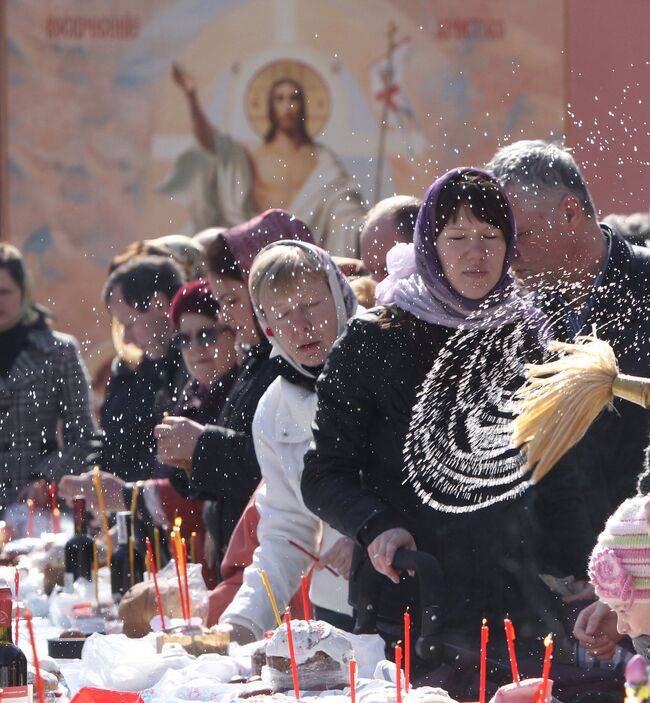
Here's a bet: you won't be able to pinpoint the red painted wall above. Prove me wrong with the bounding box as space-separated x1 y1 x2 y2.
568 0 650 216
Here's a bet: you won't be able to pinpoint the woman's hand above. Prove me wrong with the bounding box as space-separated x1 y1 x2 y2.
367 528 416 584
154 417 204 467
573 599 622 660
171 62 196 97
316 537 354 579
59 470 125 513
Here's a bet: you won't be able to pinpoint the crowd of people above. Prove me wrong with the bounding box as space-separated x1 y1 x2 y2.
3 138 650 698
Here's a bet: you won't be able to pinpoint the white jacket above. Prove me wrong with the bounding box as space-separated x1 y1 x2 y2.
220 376 352 638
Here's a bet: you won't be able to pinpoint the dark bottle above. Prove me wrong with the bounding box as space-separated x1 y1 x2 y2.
110 511 144 603
64 496 94 591
0 586 27 686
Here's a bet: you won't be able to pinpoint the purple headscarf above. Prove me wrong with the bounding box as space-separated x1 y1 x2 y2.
376 167 533 329
220 209 314 281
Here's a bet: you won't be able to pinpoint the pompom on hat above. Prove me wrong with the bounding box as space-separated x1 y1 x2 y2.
588 496 650 610
169 279 220 330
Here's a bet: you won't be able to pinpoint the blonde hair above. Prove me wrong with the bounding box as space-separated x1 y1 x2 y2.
249 245 326 316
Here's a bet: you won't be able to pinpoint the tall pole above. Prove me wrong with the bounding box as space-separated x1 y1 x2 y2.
373 21 397 205
0 0 8 241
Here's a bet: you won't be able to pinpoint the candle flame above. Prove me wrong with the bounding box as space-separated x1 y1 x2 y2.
544 633 553 647
174 516 183 528
482 618 487 626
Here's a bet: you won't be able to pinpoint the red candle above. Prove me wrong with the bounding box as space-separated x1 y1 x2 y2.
504 618 520 684
27 499 34 538
404 609 411 693
50 482 60 533
25 610 45 703
538 634 553 703
284 611 301 700
14 570 20 645
300 573 310 621
395 642 403 703
480 619 489 703
171 536 188 621
349 657 357 703
146 538 166 630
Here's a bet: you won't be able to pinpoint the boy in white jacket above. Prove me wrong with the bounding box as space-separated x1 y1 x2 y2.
220 241 358 641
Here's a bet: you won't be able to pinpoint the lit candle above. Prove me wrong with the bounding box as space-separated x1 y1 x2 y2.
129 536 135 588
190 531 197 564
260 569 282 627
395 642 403 703
154 527 161 571
50 482 60 533
92 466 112 564
26 499 34 538
25 610 45 703
146 538 165 630
538 634 553 703
349 657 357 703
301 573 310 620
404 609 411 693
504 618 520 684
480 619 489 703
170 536 188 621
182 538 191 623
14 570 20 645
93 538 99 604
284 610 301 700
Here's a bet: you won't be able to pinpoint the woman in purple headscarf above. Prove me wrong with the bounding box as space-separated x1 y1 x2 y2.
301 169 583 675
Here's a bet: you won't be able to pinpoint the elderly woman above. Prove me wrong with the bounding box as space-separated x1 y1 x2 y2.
0 243 94 509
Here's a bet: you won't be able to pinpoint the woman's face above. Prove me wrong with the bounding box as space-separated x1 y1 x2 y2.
435 206 508 300
0 269 23 329
176 312 237 387
207 275 261 348
261 273 339 368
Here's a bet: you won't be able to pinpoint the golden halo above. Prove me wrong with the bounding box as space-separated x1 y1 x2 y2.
245 59 330 139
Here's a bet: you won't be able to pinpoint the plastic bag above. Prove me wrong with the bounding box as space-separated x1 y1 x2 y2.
79 632 195 692
49 579 104 633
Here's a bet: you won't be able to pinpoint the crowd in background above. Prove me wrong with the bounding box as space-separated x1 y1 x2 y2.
3 138 650 698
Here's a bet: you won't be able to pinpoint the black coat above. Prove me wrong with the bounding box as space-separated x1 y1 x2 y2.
534 226 650 540
301 307 584 649
100 345 186 482
170 342 280 561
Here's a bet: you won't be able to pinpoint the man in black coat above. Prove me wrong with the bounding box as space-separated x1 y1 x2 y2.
487 139 650 551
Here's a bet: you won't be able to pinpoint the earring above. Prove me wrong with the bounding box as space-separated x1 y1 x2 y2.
266 327 274 337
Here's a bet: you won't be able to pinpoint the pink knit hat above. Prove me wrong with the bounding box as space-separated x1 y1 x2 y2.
588 496 650 610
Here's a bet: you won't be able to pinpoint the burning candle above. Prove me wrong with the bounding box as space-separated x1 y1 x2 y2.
538 634 553 703
349 657 357 703
25 610 45 703
284 611 301 700
154 527 161 571
92 466 112 564
14 570 20 645
395 642 403 703
170 536 188 621
50 482 60 533
190 531 197 564
300 573 310 620
146 538 165 630
480 619 489 703
504 618 520 684
26 499 34 538
260 570 282 627
93 538 99 604
404 609 411 693
182 538 191 623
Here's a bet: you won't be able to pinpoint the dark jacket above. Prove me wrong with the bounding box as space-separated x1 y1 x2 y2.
0 313 95 501
100 345 186 482
301 307 581 650
170 342 279 563
534 226 650 539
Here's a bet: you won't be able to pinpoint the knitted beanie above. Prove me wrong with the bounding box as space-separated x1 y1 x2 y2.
169 279 220 330
588 496 650 610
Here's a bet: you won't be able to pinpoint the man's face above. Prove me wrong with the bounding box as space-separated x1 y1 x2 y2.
108 288 171 359
506 189 578 291
271 81 302 133
360 213 410 282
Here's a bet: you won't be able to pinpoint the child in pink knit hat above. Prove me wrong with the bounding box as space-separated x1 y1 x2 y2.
588 495 650 641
